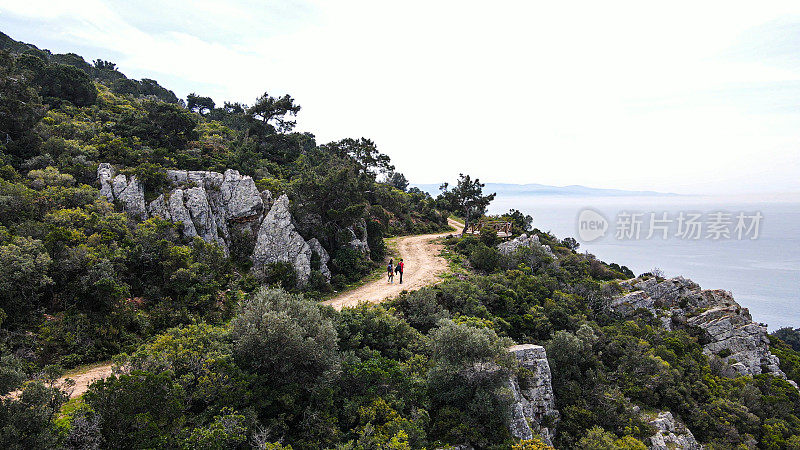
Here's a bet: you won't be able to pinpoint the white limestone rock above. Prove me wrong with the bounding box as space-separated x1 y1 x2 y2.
497 234 554 258
183 187 227 252
345 219 371 255
97 163 115 202
612 277 790 381
99 164 330 279
252 195 312 285
506 344 559 446
110 174 147 220
307 238 331 280
498 234 538 255
687 301 784 377
220 169 263 220
168 189 197 238
647 411 702 450
148 194 171 220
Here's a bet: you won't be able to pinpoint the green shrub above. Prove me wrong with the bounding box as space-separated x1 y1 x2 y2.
307 270 332 294
479 225 499 247
331 247 371 282
258 261 297 290
468 245 500 273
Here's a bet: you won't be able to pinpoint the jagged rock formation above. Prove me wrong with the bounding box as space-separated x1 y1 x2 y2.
497 233 554 257
611 276 790 381
346 219 370 255
506 344 559 446
252 195 313 285
98 163 147 220
308 238 331 280
647 411 702 450
98 164 335 284
97 163 115 202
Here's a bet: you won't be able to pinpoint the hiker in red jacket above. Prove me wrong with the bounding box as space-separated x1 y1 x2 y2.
396 258 404 284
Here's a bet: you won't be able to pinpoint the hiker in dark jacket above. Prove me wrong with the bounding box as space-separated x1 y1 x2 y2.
387 259 394 283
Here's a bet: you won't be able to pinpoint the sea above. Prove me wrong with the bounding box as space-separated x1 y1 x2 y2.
487 194 800 331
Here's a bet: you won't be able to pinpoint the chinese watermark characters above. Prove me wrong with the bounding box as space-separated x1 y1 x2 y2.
577 209 763 242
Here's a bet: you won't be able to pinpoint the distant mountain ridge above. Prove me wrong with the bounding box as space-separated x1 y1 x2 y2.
412 182 677 197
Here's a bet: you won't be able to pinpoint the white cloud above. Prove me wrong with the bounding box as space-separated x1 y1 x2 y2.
1 0 800 193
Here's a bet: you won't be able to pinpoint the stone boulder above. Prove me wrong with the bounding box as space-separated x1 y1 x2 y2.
148 194 170 220
506 344 559 446
252 195 313 285
687 303 784 377
167 189 197 238
183 187 227 252
635 276 700 308
98 164 333 283
647 411 702 450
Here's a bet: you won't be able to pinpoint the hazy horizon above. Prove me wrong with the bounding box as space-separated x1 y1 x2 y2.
2 1 800 195
413 181 800 200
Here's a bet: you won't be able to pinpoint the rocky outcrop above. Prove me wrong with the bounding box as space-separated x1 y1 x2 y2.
97 163 115 202
497 234 554 257
98 164 333 280
96 164 147 220
687 302 784 378
219 169 263 220
148 194 170 221
346 219 370 255
252 195 313 285
167 189 197 238
183 186 227 250
506 344 559 446
647 411 702 450
611 276 790 381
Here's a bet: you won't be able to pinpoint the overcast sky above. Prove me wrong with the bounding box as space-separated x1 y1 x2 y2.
2 1 800 194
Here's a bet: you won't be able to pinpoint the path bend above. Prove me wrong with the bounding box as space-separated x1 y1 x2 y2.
322 218 463 310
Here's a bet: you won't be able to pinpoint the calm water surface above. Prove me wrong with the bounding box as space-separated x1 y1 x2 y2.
488 194 800 330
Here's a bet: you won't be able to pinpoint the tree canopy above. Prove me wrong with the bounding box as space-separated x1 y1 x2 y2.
438 173 496 229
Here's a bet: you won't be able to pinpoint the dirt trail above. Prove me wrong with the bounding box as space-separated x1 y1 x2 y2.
5 362 113 400
322 218 463 310
6 220 462 400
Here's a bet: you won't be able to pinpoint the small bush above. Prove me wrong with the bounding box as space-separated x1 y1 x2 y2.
258 262 297 290
331 247 371 282
308 270 332 294
469 245 501 273
479 225 499 247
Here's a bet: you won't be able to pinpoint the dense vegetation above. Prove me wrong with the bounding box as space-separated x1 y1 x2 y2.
0 34 446 375
2 33 800 449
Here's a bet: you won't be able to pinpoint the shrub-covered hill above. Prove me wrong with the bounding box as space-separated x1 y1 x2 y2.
0 32 448 370
6 221 800 449
3 32 800 450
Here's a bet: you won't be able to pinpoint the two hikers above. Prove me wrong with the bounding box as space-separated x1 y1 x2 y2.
387 258 404 284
